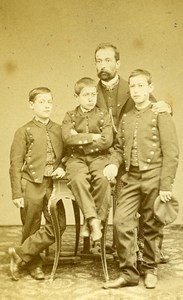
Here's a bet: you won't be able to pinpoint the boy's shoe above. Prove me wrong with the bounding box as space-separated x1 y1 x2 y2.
8 247 22 281
103 276 138 289
29 267 45 280
144 273 157 289
80 222 90 237
89 218 102 242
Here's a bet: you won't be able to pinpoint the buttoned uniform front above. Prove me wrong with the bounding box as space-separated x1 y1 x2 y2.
9 118 66 269
62 106 113 221
109 105 179 283
97 77 134 131
97 76 159 255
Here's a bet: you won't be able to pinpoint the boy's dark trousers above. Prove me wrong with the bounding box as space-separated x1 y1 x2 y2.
66 154 112 221
17 177 66 270
113 166 164 283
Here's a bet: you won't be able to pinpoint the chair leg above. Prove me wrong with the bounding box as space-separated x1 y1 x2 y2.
100 216 109 282
72 200 80 255
49 199 62 282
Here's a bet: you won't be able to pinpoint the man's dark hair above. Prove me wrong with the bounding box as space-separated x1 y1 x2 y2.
95 43 120 61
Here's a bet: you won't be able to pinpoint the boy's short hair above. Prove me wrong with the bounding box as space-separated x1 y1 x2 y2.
95 43 120 61
74 77 96 96
29 87 52 102
128 69 152 84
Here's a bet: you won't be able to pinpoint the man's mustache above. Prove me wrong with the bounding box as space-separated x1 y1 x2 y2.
98 70 110 76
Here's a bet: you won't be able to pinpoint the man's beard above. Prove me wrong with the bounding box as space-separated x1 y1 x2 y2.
98 71 114 81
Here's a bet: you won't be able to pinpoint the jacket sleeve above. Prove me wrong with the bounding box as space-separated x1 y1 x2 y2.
158 113 179 191
9 128 27 199
82 110 113 154
62 112 94 145
109 120 124 168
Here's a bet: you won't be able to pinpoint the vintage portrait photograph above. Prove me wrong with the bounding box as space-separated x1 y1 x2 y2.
0 1 183 299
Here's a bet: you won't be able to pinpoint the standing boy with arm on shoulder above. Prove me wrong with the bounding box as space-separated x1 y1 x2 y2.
103 69 179 289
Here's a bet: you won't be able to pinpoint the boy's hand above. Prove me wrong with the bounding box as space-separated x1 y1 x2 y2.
51 167 65 179
13 198 24 208
152 101 171 114
93 133 101 140
70 129 78 135
159 190 172 203
103 164 118 181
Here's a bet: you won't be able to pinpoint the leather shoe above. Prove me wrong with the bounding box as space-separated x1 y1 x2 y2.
103 276 138 289
144 273 157 289
30 267 45 280
8 247 22 281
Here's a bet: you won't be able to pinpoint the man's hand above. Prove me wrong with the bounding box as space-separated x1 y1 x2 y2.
159 190 172 203
13 198 24 208
103 164 118 181
51 167 65 179
152 101 171 114
93 133 101 140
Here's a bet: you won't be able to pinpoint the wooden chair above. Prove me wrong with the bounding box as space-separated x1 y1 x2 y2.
49 178 109 282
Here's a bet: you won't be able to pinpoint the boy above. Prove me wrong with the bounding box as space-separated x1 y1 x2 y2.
62 77 113 242
9 87 66 280
103 69 179 289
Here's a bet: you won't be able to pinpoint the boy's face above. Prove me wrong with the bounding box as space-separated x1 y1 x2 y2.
129 75 154 105
95 47 120 81
76 86 97 111
29 92 53 122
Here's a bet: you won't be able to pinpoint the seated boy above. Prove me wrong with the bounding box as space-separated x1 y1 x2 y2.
62 77 113 242
103 69 179 289
9 87 66 280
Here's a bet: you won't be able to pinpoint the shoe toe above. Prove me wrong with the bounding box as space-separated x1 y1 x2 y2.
144 273 157 289
30 267 45 280
103 277 127 289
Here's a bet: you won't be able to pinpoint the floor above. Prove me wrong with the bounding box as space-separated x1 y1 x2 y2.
0 225 183 300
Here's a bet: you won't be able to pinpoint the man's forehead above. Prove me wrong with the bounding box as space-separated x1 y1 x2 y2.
96 47 115 58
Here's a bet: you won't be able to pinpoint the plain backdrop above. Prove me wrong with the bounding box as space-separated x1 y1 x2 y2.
0 0 183 225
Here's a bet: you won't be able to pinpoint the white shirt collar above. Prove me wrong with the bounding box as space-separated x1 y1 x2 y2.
101 74 119 87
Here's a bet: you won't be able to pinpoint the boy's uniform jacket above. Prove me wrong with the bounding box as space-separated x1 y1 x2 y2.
110 106 179 191
9 118 64 199
62 106 113 157
97 76 156 130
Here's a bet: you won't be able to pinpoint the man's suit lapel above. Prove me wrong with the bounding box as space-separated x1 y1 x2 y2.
97 82 108 109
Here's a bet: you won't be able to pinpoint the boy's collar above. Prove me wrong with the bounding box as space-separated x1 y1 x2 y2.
35 116 50 125
135 101 151 111
80 106 93 113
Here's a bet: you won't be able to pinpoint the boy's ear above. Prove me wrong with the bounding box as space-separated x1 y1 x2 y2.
29 101 34 109
149 83 154 93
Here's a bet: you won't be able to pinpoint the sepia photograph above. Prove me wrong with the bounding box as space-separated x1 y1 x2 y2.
0 1 183 299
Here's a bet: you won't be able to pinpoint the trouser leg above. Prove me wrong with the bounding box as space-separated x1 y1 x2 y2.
140 168 164 274
89 155 112 221
113 171 141 283
16 199 66 266
66 157 98 219
20 179 45 243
